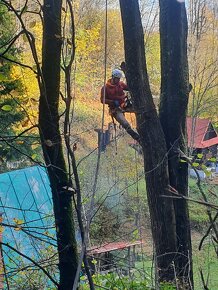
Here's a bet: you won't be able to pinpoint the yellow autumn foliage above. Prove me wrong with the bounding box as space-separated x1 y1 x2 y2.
188 6 218 122
9 21 43 131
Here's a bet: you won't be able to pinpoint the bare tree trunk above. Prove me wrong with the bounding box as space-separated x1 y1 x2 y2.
119 0 178 284
39 1 78 289
159 0 193 287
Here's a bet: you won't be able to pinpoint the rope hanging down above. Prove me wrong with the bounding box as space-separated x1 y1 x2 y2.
72 1 109 289
101 0 108 136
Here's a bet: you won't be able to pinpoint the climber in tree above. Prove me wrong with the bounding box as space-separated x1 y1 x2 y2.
100 68 140 142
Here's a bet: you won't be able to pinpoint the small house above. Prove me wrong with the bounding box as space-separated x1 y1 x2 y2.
187 116 218 158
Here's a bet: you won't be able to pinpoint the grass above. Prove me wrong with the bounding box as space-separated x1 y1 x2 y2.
133 230 218 290
192 239 218 290
134 248 218 289
188 177 217 228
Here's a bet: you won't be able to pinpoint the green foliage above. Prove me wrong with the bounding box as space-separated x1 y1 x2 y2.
0 98 24 123
0 4 15 40
193 241 218 290
0 97 32 165
77 134 146 245
7 243 58 290
90 203 119 243
160 284 176 290
80 273 149 290
188 178 217 228
1 104 12 111
0 5 40 169
79 272 181 289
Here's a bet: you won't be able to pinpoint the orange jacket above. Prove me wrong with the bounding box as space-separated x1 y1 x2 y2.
101 79 128 108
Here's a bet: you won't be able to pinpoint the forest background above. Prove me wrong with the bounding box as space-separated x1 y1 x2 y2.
0 0 217 289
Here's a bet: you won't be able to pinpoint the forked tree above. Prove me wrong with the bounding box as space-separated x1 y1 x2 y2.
119 0 193 288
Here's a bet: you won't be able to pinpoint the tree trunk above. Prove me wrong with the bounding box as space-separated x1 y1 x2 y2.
119 0 178 284
159 0 193 287
120 0 193 288
39 1 78 289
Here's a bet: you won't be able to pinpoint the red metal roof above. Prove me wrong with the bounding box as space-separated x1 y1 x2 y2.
87 241 143 255
186 117 218 148
201 137 218 148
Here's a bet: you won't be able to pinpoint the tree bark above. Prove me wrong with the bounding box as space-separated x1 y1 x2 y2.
119 0 178 284
119 0 193 288
159 0 193 287
39 1 78 289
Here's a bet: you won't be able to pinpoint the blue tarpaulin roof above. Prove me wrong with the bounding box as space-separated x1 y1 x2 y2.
0 165 55 261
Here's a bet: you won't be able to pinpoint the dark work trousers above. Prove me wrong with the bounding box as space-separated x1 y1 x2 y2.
110 107 140 142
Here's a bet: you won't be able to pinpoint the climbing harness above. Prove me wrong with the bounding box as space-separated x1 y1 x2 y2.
122 91 133 111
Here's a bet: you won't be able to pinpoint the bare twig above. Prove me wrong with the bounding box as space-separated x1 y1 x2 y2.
0 242 59 287
199 212 218 250
178 149 218 244
199 268 209 290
